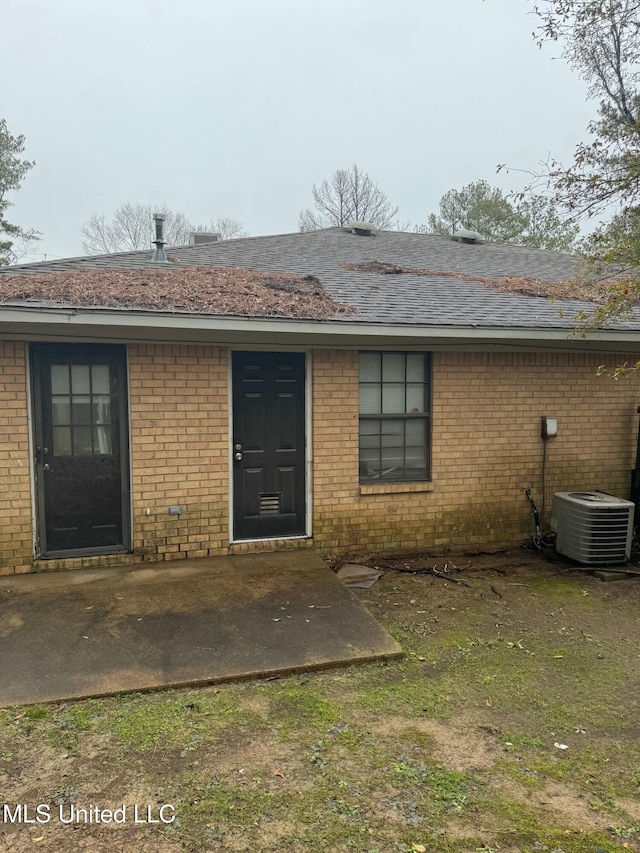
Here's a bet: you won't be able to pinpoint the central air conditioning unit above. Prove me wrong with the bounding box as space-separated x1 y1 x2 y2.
551 491 634 566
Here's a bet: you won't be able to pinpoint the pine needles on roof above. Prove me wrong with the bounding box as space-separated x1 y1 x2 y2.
341 260 619 302
0 267 354 320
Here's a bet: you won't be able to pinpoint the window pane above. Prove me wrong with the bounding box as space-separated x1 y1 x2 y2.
51 365 70 394
94 426 112 455
382 353 404 381
52 396 71 426
380 447 403 476
359 420 380 479
382 383 404 413
406 355 424 382
406 446 427 473
93 395 111 424
380 421 404 474
359 423 380 449
359 443 380 460
405 419 427 479
53 426 71 456
91 365 110 394
381 420 404 447
71 365 90 394
406 384 425 413
359 385 381 414
73 426 93 456
359 352 380 382
359 419 380 438
360 455 380 479
405 418 426 445
73 395 92 425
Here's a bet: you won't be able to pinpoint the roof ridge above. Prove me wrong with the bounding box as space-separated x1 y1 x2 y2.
2 227 583 275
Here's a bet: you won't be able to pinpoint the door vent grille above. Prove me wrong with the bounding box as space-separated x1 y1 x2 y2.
259 493 282 516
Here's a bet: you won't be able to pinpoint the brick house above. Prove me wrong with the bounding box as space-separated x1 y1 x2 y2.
1 225 639 575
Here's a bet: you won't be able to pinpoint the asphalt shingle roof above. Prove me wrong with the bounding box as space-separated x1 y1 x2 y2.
1 227 636 331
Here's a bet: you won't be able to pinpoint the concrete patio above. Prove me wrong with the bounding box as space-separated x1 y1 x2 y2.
0 551 402 707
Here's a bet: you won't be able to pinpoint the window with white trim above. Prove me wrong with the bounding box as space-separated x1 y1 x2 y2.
358 352 431 483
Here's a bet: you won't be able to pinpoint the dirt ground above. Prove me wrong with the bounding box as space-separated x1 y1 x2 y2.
1 546 640 853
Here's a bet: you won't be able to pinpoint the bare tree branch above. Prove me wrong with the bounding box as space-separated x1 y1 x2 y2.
81 205 248 254
298 165 400 231
192 217 248 240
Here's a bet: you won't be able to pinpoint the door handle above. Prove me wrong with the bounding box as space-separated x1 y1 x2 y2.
43 463 51 472
234 452 243 461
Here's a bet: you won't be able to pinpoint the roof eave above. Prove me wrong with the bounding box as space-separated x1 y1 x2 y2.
0 304 639 353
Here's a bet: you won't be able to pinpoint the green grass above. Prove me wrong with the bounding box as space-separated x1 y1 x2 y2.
393 759 473 813
101 690 265 752
23 705 48 720
269 681 343 735
2 557 640 852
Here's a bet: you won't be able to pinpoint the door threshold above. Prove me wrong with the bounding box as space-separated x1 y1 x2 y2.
39 546 130 560
231 535 309 545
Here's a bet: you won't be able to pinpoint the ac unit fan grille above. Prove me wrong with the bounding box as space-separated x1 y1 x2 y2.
551 492 634 566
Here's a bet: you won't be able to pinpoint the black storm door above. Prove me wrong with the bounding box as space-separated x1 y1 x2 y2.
232 351 306 540
31 344 130 557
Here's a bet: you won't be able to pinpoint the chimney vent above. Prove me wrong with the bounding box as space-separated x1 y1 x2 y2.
151 213 169 263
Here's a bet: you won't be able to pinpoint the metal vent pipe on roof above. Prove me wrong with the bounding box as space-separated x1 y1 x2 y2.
151 213 169 263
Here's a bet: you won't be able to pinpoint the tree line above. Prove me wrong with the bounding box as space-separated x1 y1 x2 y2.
0 150 582 260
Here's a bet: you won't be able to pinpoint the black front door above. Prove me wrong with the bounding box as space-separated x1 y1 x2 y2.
232 351 306 540
31 344 130 557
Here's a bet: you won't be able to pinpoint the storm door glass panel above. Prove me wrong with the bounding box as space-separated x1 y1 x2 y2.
51 365 70 393
51 363 113 457
91 365 110 393
92 363 112 451
51 365 72 456
52 397 71 425
53 426 72 456
71 365 90 393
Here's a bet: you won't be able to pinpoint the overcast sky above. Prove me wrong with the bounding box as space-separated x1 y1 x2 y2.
2 0 595 262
